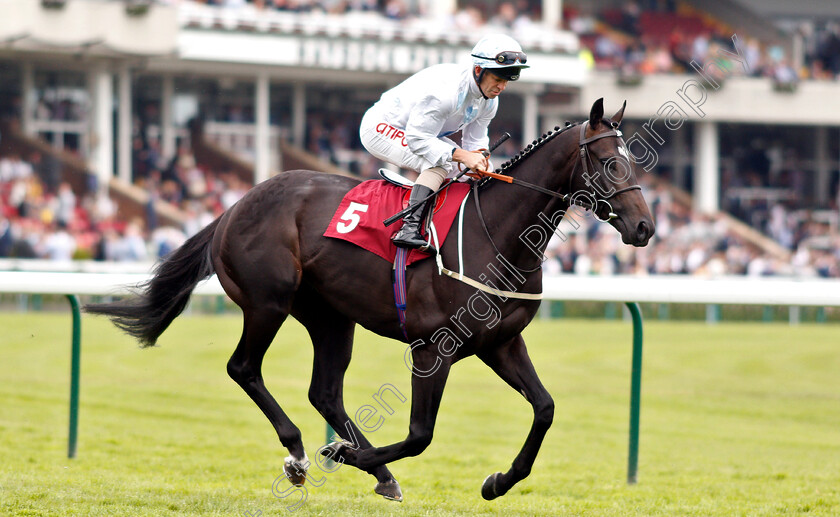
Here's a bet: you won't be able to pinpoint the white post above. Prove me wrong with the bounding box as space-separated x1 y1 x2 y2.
522 90 538 149
255 72 271 185
21 62 35 137
161 75 176 162
117 64 133 185
90 66 114 191
543 0 562 29
292 82 306 148
789 305 800 326
693 120 719 214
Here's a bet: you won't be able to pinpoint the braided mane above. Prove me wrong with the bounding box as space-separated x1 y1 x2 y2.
494 121 580 174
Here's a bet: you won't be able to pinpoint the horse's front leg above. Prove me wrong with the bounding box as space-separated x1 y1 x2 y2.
477 334 554 500
322 344 452 471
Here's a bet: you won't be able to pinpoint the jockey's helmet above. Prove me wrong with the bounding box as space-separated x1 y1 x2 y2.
470 33 530 82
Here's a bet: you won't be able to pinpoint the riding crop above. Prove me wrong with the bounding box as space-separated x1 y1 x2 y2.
383 132 511 226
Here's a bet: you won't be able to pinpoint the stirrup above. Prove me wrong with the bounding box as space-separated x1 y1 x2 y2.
392 231 437 254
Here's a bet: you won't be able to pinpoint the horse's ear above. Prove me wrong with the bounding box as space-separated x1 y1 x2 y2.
611 100 627 125
589 98 604 128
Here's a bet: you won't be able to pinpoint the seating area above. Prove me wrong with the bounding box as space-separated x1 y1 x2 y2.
176 0 580 54
1 1 837 276
2 131 838 277
569 1 838 83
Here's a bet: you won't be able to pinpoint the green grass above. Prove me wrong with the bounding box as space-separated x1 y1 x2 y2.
1 311 839 516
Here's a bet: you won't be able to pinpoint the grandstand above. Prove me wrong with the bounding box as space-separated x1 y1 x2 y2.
0 0 837 277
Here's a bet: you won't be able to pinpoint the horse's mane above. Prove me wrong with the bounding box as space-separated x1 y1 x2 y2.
494 120 581 175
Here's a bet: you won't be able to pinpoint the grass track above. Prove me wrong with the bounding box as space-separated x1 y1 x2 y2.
1 312 838 516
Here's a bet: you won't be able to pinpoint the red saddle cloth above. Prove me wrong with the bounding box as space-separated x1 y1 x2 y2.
324 180 471 265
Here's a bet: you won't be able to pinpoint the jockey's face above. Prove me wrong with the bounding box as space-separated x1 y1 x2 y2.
476 66 509 98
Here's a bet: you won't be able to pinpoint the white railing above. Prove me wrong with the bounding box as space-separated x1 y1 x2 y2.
541 274 840 307
2 262 840 309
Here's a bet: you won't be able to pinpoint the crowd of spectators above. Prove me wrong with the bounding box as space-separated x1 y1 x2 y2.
543 177 839 278
156 0 412 18
0 137 248 263
34 93 86 123
166 0 840 84
2 1 838 276
2 144 838 278
566 2 812 87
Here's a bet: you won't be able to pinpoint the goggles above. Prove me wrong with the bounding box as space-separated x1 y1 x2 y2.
471 50 528 66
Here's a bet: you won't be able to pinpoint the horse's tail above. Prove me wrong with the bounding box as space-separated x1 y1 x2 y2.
84 217 221 347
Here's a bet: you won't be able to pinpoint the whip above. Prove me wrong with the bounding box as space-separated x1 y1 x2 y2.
383 132 511 226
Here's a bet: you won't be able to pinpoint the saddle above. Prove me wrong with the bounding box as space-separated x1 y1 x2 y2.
323 178 471 266
378 168 414 188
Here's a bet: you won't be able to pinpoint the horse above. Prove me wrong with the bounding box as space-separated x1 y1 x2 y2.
85 98 654 503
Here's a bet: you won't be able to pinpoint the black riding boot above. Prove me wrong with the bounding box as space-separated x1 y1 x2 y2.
392 184 437 253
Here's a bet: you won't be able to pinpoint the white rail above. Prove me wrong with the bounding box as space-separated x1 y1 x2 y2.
541 275 840 307
0 271 225 297
2 270 839 307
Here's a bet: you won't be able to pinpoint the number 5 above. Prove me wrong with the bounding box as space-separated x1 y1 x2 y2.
336 202 368 234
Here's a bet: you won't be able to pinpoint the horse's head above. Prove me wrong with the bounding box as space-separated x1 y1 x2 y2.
568 98 655 246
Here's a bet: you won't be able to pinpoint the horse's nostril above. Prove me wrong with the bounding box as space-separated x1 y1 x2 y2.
637 220 651 240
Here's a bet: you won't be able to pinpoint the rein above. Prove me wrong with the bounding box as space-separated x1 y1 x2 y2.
471 121 642 274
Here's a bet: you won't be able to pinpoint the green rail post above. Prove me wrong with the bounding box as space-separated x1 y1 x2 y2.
762 305 774 322
625 302 643 485
816 307 826 323
325 423 337 468
66 295 82 459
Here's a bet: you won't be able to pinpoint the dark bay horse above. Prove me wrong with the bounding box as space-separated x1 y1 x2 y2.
85 98 654 502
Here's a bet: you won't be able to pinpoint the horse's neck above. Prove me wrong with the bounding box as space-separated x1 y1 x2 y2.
475 132 577 269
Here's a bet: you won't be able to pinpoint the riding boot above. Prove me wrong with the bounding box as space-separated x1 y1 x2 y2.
392 184 437 254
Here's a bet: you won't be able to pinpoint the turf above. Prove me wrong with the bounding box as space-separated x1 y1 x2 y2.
1 311 838 516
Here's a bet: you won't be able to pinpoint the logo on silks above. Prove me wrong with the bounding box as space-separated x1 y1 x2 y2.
465 105 477 124
375 122 408 147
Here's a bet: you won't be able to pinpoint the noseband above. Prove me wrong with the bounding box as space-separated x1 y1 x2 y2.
568 121 642 222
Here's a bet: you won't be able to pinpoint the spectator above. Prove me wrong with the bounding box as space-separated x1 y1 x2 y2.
54 182 76 227
40 220 76 261
0 153 33 183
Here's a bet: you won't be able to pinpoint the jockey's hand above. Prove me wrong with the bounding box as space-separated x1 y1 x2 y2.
453 148 489 172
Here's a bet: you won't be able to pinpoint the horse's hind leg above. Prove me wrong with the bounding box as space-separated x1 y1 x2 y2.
293 291 403 501
226 305 309 484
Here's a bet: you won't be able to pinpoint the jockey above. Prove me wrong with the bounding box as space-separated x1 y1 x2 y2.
360 33 529 253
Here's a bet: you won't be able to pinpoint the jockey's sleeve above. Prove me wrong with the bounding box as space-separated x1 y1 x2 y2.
404 94 458 168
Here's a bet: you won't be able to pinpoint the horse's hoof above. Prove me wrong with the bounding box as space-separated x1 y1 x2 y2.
374 479 403 502
283 456 308 487
481 472 502 500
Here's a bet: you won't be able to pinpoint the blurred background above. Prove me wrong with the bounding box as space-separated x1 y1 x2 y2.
0 0 838 279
